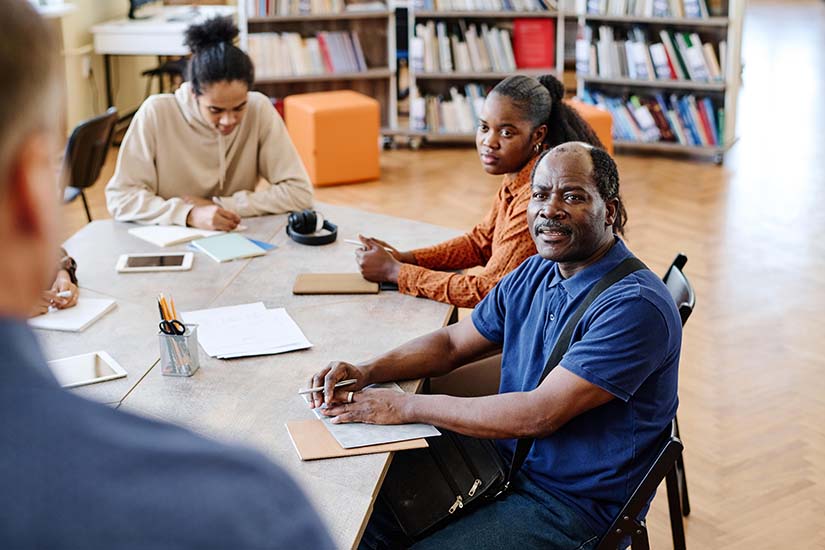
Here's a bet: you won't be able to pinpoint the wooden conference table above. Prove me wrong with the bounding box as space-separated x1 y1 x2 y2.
34 203 460 548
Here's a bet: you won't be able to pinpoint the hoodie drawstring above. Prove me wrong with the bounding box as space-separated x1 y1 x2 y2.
218 131 227 192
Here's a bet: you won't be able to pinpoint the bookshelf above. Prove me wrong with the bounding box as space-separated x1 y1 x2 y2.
574 0 746 163
404 2 565 144
237 2 398 129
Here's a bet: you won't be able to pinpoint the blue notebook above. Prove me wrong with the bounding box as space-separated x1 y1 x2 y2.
190 233 267 263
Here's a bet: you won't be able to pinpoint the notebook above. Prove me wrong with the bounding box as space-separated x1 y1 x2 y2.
285 419 428 461
29 298 117 332
293 273 379 295
128 226 222 247
190 233 267 263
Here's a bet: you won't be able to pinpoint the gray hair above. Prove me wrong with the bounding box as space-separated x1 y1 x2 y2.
0 0 61 188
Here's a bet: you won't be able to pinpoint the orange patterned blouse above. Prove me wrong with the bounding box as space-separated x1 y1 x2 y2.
397 155 539 308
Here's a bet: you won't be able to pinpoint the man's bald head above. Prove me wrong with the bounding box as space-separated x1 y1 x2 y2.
531 142 627 236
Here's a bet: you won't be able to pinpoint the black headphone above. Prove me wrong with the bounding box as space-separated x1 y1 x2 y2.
286 209 338 246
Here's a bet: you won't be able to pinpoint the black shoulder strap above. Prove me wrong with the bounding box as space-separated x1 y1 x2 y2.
503 256 648 491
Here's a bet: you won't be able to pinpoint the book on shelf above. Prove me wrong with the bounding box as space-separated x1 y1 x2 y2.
513 18 555 69
413 0 555 11
248 30 369 78
246 0 388 16
580 0 714 17
580 88 723 146
413 20 518 73
576 24 722 83
410 84 487 134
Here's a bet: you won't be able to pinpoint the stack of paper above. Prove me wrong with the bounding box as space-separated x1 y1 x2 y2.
29 298 117 332
181 302 311 359
304 383 441 449
128 226 223 247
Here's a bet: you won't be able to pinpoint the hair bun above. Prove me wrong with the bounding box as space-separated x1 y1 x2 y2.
184 16 238 54
538 74 565 103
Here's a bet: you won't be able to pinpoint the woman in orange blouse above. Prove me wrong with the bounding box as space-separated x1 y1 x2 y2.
355 74 604 308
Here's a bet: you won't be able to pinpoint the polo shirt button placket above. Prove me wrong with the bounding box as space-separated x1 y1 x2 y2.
549 313 555 322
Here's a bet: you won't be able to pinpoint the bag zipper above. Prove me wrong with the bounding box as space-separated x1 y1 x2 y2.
429 439 465 515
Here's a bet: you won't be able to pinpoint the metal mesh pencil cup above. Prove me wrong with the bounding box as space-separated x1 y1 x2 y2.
159 324 200 377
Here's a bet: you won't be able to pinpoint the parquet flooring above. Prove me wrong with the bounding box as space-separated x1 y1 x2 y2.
59 1 825 547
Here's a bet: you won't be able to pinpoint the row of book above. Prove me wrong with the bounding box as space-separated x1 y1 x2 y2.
576 25 725 81
413 0 555 12
577 0 719 18
245 0 386 17
247 31 369 78
411 19 555 73
580 89 724 146
409 84 487 133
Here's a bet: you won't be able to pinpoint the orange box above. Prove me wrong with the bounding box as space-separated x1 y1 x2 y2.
284 90 380 186
565 98 614 156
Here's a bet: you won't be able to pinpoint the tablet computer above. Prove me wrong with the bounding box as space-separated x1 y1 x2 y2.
116 252 194 273
47 351 127 389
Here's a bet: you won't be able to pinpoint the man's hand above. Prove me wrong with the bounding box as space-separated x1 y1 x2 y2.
321 387 414 425
186 204 241 231
50 270 78 309
307 361 370 409
355 236 403 283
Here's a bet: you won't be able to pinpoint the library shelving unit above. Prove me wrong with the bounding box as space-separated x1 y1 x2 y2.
237 2 398 130
575 0 745 163
398 4 566 146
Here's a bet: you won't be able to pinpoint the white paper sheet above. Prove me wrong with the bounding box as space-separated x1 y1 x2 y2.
128 226 223 247
181 302 312 359
305 383 441 449
28 298 117 332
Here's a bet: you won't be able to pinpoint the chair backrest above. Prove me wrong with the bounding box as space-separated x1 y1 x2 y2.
662 253 695 327
62 107 118 192
596 426 684 550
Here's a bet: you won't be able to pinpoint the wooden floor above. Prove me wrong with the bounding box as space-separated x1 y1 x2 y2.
61 1 825 547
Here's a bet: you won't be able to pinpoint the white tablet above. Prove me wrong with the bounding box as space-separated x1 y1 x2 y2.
47 351 127 389
116 252 194 273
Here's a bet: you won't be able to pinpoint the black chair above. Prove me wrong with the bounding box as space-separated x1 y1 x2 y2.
596 422 686 550
662 253 695 518
61 107 118 223
141 57 187 98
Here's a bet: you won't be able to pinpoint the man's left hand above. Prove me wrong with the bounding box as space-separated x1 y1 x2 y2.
355 237 402 283
321 388 413 425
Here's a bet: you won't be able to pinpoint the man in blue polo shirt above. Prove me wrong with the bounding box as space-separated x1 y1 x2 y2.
0 2 333 548
310 142 682 548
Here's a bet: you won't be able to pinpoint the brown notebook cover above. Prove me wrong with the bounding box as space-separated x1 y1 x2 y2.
285 419 428 461
292 273 379 295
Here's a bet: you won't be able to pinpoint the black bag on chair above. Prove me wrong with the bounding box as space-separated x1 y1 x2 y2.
380 258 648 540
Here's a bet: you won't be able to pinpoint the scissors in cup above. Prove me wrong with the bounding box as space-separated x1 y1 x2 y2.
159 319 186 335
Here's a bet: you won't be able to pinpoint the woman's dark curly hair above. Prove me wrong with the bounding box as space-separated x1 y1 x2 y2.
490 74 604 149
184 16 254 95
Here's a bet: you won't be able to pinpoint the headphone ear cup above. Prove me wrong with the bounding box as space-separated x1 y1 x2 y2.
303 210 316 235
314 211 325 233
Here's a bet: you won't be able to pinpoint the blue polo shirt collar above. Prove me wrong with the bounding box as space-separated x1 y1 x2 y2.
547 237 630 299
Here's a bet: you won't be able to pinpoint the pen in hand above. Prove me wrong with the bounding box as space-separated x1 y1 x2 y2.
298 378 358 395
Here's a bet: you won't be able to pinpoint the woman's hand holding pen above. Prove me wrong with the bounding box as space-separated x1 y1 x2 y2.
355 235 410 284
183 196 241 231
307 361 369 409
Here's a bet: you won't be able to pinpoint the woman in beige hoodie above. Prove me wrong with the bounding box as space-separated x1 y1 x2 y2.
105 17 313 230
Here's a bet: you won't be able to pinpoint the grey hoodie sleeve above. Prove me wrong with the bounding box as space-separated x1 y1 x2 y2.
217 100 314 217
105 100 194 226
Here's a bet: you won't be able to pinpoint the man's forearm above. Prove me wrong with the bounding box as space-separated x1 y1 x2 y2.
405 392 550 440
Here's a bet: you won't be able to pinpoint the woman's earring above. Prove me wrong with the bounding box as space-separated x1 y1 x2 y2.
534 143 541 153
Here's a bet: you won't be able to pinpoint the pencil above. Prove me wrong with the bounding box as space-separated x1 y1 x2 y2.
298 379 358 395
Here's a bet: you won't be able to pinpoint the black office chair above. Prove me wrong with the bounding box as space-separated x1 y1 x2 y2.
596 422 686 550
62 107 118 223
662 253 696 518
141 57 187 98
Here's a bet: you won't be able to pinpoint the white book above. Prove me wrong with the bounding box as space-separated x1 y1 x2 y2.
499 28 516 71
436 22 453 73
29 298 117 332
685 45 710 81
649 43 672 79
410 36 425 73
575 38 591 75
702 42 722 80
128 226 222 247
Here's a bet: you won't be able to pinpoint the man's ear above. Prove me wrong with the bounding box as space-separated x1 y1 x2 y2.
604 197 619 228
7 134 52 238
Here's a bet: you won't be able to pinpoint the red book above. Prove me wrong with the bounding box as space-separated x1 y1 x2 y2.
695 98 716 146
513 19 555 70
317 33 334 74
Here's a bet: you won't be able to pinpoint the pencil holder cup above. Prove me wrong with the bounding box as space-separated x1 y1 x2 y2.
159 324 200 377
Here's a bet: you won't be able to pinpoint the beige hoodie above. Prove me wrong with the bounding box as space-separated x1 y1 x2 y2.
105 82 313 225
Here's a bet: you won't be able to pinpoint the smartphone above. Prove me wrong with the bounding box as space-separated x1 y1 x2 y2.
116 252 194 273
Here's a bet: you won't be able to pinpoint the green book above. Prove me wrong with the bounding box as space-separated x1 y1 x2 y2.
191 233 266 263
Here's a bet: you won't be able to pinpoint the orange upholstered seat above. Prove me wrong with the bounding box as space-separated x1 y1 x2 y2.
284 90 380 186
564 98 614 156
